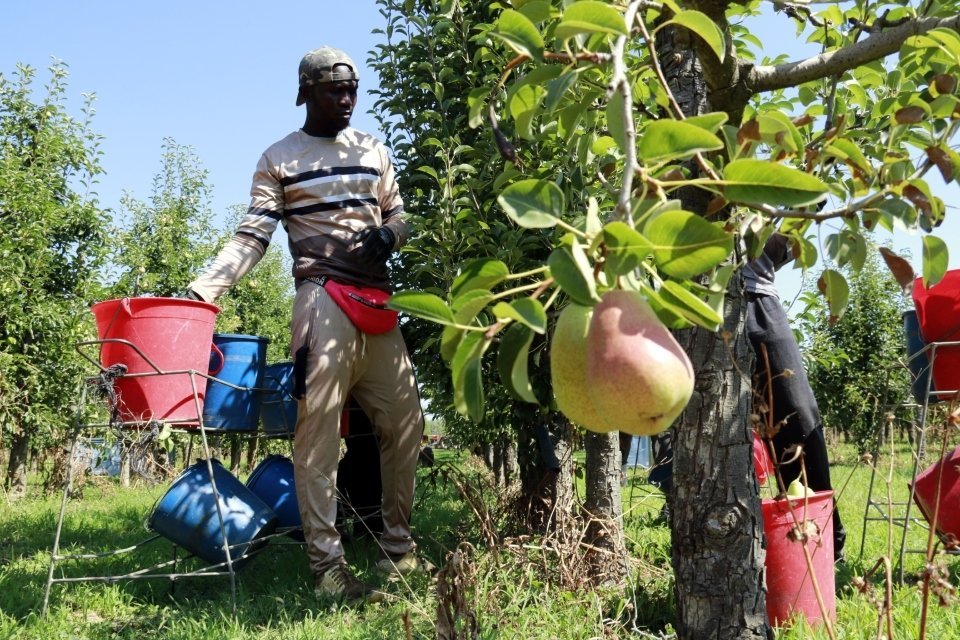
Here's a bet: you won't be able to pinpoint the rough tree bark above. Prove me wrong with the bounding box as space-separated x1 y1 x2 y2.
658 24 770 640
519 412 574 534
583 431 629 585
4 431 29 500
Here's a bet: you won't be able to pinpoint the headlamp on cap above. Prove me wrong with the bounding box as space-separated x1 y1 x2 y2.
296 46 358 105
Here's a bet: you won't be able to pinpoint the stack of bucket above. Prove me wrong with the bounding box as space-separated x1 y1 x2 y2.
148 454 305 566
91 297 294 565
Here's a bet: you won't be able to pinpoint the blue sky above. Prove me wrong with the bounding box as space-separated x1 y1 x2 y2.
3 0 957 307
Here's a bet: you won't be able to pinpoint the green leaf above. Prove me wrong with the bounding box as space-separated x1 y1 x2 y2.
492 9 544 60
645 210 734 280
825 230 866 271
606 89 628 153
555 1 627 40
638 119 724 164
756 111 803 155
640 285 693 329
388 291 454 325
547 243 598 306
441 290 496 361
544 70 579 113
817 268 849 323
509 84 546 140
467 87 488 129
452 259 510 297
792 235 819 270
723 159 829 208
498 179 565 228
659 280 723 330
922 235 949 287
518 0 553 23
492 298 547 333
497 323 538 403
451 332 489 421
824 138 872 177
440 325 465 363
685 112 729 133
662 11 725 62
603 221 653 276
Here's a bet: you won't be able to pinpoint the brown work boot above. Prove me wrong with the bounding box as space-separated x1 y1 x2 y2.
314 564 383 604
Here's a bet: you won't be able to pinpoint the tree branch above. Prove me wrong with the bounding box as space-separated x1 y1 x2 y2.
749 14 960 93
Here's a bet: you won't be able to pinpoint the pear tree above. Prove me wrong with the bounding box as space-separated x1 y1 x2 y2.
376 1 957 636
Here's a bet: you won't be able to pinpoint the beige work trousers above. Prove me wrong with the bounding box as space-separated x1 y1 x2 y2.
290 280 423 575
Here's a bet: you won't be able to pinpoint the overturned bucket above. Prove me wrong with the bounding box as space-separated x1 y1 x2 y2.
148 459 278 567
202 334 269 431
246 455 303 539
91 297 220 425
911 444 960 542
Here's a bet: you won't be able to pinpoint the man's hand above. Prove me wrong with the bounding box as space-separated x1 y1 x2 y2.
356 226 396 264
182 289 204 301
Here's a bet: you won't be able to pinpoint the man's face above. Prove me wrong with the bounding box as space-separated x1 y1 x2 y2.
305 77 358 134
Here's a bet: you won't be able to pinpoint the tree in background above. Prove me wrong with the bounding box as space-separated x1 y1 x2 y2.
109 138 218 298
0 63 109 498
798 245 912 451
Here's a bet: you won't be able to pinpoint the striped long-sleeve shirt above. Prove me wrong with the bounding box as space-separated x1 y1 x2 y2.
189 127 407 301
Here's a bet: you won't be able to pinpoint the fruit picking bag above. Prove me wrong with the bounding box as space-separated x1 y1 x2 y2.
321 278 398 335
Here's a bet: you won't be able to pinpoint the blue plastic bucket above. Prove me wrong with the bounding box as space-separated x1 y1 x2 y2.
148 459 278 567
246 455 303 539
903 310 936 404
259 362 297 436
203 334 269 431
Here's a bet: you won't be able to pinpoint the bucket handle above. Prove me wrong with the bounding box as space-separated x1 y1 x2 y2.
208 344 225 376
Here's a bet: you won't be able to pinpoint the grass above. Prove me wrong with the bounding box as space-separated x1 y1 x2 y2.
1 439 959 639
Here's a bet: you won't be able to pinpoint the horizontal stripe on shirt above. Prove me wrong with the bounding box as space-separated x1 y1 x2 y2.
279 165 381 187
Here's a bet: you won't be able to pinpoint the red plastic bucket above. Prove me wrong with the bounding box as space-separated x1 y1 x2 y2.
762 490 836 627
911 444 960 541
91 297 219 425
913 270 960 399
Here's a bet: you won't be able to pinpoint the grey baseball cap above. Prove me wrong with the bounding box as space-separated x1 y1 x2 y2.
296 46 359 105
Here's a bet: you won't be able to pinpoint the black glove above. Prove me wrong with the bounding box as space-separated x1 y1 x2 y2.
182 289 204 301
356 226 396 264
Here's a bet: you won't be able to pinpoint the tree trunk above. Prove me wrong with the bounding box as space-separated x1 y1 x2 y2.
672 284 768 639
246 436 259 471
119 438 131 488
658 24 770 640
582 431 628 585
229 436 242 476
518 412 574 534
4 431 30 500
492 441 505 486
503 441 518 488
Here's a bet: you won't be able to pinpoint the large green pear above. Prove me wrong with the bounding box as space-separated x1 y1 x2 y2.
586 290 694 435
550 303 618 433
